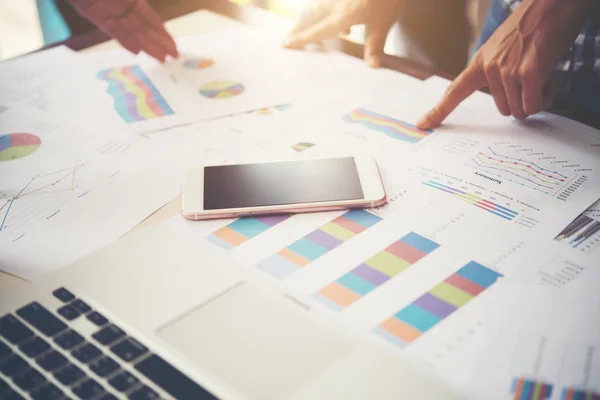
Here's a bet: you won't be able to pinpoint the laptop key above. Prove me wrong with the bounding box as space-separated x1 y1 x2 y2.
16 302 67 337
57 305 80 321
111 338 148 362
89 356 120 377
54 363 86 386
71 300 91 315
72 378 106 399
92 325 125 346
54 330 84 350
72 343 102 364
0 340 10 358
128 385 159 400
0 353 28 376
135 354 217 400
0 315 34 344
30 382 65 400
87 312 108 327
12 366 47 391
37 350 68 372
19 337 51 358
109 370 139 392
52 288 75 303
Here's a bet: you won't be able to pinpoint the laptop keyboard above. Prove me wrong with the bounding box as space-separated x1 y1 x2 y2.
0 288 218 400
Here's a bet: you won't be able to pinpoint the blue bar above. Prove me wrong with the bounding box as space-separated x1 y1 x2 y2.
257 254 300 279
456 261 503 288
373 327 408 348
394 304 441 332
227 218 271 238
312 294 343 311
400 232 440 254
288 238 329 261
205 235 234 250
341 210 382 228
337 273 376 296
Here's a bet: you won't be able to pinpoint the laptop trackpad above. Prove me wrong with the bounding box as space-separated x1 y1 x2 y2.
156 283 353 400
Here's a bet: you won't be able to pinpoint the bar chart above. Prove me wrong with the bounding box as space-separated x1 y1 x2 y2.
511 378 553 400
206 215 290 250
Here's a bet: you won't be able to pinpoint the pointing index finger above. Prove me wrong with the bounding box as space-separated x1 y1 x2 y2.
417 62 487 130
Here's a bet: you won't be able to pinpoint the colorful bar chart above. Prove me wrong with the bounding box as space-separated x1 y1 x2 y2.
561 387 600 400
342 108 433 144
511 378 553 400
206 215 290 250
374 261 502 347
555 214 600 249
97 65 174 123
313 232 440 310
423 180 519 221
257 210 382 279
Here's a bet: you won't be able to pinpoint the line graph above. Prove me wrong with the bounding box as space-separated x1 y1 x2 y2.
470 146 577 196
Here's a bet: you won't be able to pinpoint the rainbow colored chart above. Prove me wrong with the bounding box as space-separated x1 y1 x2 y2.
206 215 290 250
253 104 292 115
561 387 600 400
511 378 553 400
555 214 600 249
343 108 433 144
423 180 519 221
292 142 315 152
97 65 174 123
314 232 439 310
183 57 215 69
375 261 502 347
199 80 245 99
257 210 382 279
0 133 41 161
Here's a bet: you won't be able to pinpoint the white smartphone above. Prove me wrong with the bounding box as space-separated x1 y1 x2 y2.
181 156 387 220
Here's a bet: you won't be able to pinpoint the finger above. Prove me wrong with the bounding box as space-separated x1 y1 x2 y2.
285 12 354 49
521 78 543 116
144 27 179 59
135 7 178 58
542 75 562 110
117 36 143 55
417 62 486 130
485 65 511 116
364 23 393 68
135 33 167 63
503 76 526 119
287 6 326 37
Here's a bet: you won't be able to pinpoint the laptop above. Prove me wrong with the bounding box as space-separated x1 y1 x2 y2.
0 226 463 400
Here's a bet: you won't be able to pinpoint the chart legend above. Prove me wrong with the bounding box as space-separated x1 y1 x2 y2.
560 387 600 400
343 108 433 144
183 57 215 69
199 80 245 99
314 232 439 310
257 210 382 279
0 133 41 161
292 142 315 152
97 65 174 123
423 180 519 221
511 378 553 400
374 261 502 347
206 215 290 250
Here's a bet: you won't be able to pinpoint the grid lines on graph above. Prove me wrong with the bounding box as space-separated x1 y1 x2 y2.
374 261 502 347
423 180 519 221
257 210 382 279
206 215 290 250
342 108 432 144
511 378 553 400
313 232 439 310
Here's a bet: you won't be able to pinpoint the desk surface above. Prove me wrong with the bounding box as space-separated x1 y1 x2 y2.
0 5 441 295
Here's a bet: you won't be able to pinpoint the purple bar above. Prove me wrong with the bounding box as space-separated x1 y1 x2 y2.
413 293 457 318
255 214 290 227
305 229 343 250
352 264 390 286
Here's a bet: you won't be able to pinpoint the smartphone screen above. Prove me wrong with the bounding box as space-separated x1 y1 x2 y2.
203 157 364 210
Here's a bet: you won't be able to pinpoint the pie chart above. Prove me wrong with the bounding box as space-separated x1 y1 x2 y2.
0 133 41 161
183 57 215 69
199 81 245 99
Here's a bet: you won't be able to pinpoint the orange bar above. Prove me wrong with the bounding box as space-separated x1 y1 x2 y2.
278 248 310 267
380 318 422 343
318 282 361 308
213 227 248 246
513 378 525 398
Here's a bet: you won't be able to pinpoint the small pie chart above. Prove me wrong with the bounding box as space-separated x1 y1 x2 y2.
199 80 245 99
0 133 41 161
183 57 215 69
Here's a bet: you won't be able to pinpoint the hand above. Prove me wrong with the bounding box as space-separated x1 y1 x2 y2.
283 0 406 67
417 0 590 130
68 0 178 62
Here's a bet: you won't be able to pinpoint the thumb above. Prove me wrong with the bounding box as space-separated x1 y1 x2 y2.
364 22 394 68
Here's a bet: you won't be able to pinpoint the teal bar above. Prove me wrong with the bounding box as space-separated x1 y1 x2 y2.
288 237 329 261
457 261 502 288
400 232 440 254
337 272 376 296
228 218 271 238
394 304 441 332
342 210 382 228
